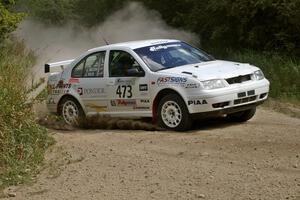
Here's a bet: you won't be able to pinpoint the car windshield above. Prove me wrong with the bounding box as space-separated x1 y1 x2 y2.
134 42 214 72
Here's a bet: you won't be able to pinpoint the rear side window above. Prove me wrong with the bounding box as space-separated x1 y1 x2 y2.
72 51 105 78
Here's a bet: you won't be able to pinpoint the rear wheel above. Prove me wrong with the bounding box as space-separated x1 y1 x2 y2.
59 97 84 126
226 107 256 122
157 94 192 131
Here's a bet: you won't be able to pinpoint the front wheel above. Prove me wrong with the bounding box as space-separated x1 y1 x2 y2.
59 97 85 126
157 94 192 131
226 107 256 122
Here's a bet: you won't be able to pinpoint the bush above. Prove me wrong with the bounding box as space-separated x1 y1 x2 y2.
0 40 53 187
0 1 24 42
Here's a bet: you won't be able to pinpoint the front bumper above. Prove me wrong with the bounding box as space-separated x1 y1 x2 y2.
187 79 269 114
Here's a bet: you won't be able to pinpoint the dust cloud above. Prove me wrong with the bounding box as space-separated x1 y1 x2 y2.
15 2 198 82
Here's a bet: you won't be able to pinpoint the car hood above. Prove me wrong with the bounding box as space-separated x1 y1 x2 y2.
158 60 258 81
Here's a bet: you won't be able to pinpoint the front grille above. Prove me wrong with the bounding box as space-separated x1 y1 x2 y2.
226 74 252 84
234 96 257 105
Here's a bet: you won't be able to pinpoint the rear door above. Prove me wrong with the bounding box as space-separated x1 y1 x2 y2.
71 51 108 113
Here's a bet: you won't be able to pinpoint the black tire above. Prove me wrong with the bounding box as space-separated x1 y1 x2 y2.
157 94 192 131
226 107 256 122
58 97 85 126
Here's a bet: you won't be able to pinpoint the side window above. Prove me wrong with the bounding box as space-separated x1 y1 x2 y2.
72 51 105 78
109 50 144 77
72 60 85 78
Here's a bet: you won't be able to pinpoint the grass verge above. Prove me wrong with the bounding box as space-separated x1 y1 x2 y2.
0 39 53 189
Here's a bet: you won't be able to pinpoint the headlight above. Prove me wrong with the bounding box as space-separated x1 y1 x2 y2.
201 79 227 90
253 70 265 80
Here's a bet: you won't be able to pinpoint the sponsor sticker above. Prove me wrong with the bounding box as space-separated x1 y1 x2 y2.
51 89 69 95
140 99 150 104
78 88 105 97
116 78 135 85
139 84 148 92
157 77 188 86
69 78 80 84
57 83 71 89
86 103 107 112
134 106 150 110
48 83 71 90
77 88 83 95
84 88 105 95
185 83 200 89
149 44 181 52
188 99 208 106
111 99 136 107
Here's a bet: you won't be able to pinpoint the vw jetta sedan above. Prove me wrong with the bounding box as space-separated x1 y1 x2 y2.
45 39 270 131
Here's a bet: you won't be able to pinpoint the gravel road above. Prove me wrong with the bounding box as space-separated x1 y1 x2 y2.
3 108 300 200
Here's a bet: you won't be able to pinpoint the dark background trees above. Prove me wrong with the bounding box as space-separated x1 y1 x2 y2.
0 0 24 42
20 0 300 55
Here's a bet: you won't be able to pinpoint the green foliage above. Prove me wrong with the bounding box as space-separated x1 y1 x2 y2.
73 0 126 26
25 0 126 25
0 1 24 42
26 0 75 24
0 40 53 188
141 0 300 54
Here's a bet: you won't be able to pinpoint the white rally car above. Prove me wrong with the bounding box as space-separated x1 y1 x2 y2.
45 39 270 131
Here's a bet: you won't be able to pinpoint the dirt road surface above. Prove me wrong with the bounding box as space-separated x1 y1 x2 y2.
3 108 300 200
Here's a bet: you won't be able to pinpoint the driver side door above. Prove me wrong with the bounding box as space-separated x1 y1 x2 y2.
106 50 151 115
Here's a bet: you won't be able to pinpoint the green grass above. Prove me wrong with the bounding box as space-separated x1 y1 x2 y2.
214 49 300 102
0 39 53 189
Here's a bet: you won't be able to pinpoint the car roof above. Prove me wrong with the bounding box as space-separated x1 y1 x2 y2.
88 39 180 52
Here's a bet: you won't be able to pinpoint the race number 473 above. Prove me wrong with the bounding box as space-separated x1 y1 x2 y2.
116 85 132 98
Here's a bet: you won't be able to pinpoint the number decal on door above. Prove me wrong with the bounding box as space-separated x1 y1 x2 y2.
116 85 132 98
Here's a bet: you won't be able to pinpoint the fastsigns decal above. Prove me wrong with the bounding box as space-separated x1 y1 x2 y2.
188 100 208 106
157 77 188 86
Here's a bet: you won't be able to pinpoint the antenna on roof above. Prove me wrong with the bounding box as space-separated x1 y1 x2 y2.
99 31 110 45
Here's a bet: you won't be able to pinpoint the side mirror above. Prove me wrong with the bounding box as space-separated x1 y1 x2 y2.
45 64 50 73
127 68 145 77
